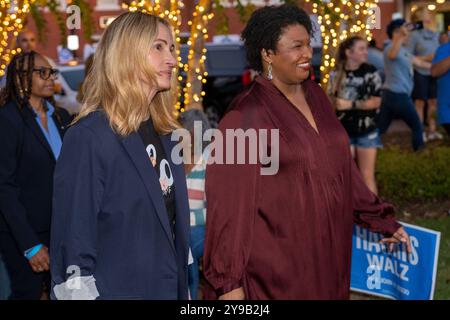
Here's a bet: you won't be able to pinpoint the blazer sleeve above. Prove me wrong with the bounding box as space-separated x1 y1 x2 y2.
203 109 259 298
0 113 40 252
50 123 104 300
351 160 401 236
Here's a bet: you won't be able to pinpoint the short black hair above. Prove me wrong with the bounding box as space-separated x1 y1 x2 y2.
241 4 313 73
386 19 406 39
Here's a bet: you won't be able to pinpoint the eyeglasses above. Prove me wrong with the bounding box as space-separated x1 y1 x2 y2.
32 67 59 80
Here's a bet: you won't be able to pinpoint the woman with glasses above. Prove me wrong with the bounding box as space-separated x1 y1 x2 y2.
0 51 71 299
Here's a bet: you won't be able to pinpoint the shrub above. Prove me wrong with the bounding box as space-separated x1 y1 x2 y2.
376 145 450 204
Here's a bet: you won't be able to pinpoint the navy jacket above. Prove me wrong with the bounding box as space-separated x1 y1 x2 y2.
50 111 190 300
0 101 71 252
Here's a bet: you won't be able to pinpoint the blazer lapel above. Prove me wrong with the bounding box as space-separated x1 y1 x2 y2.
120 132 176 253
52 112 67 138
21 107 54 160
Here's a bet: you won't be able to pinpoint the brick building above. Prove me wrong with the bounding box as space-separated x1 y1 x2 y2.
26 0 450 62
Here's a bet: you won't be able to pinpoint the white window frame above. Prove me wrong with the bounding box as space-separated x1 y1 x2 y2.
95 0 121 11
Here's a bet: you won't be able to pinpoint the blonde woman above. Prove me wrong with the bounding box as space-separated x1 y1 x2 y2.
50 11 190 300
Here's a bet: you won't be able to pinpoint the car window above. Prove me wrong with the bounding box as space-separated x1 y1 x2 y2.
60 68 85 91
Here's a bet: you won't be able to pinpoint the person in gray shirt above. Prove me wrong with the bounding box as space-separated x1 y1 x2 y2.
406 8 442 141
368 39 385 81
379 19 431 151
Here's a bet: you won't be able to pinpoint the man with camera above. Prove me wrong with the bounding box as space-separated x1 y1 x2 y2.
378 19 432 152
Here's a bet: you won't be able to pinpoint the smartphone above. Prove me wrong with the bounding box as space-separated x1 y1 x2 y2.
406 21 424 31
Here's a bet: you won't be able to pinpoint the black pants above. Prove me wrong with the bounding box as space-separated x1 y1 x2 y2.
0 232 50 300
443 124 450 137
379 90 425 151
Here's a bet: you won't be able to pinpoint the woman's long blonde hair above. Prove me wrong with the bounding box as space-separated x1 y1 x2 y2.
74 11 180 135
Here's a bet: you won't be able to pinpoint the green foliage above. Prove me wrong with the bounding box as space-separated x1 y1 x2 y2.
213 0 229 35
29 3 46 43
213 0 259 34
412 217 450 300
72 0 94 44
46 0 68 47
27 0 94 47
235 0 256 25
377 145 450 204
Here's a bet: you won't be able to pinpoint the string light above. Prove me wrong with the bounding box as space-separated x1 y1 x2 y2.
184 0 213 110
0 0 34 77
311 0 376 88
127 0 212 112
126 0 185 113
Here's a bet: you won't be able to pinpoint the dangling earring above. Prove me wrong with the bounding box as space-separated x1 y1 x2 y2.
267 62 273 80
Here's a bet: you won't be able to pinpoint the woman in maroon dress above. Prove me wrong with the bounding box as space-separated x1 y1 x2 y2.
203 5 412 300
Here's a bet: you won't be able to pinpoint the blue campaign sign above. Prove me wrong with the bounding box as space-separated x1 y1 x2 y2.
350 222 440 300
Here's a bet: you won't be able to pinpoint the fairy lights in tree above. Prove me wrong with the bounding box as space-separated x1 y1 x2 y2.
0 0 35 77
183 0 213 111
304 0 378 87
127 0 213 112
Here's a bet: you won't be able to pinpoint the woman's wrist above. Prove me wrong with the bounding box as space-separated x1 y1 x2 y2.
24 243 43 260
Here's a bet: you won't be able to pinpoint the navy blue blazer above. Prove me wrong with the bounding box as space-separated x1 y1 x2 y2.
0 101 71 252
50 111 190 300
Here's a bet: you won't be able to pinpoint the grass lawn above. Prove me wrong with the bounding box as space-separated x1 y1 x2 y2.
411 217 450 300
353 131 450 300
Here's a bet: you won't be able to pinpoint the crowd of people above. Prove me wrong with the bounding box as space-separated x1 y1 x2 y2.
0 4 448 300
327 8 449 208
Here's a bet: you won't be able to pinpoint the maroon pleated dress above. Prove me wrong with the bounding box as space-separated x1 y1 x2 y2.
203 76 401 300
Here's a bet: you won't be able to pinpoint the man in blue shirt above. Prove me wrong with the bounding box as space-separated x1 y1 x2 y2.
431 42 450 137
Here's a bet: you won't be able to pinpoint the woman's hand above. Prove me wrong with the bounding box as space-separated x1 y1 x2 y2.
380 227 412 254
412 56 432 70
28 245 50 273
335 98 352 110
219 287 245 300
358 97 381 110
395 26 409 41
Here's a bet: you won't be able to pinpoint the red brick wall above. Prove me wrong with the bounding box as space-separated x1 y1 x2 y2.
205 1 397 48
372 1 398 48
27 0 398 61
28 4 123 60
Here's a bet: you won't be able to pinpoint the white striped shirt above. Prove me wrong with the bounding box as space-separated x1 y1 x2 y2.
186 157 207 226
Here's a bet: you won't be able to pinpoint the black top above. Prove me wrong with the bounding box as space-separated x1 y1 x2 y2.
138 119 176 232
333 63 383 138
